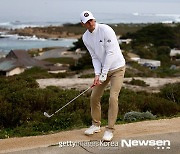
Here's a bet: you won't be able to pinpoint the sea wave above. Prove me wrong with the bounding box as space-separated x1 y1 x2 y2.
0 22 12 26
1 13 180 30
0 21 38 29
132 13 180 23
133 13 180 17
0 33 46 41
0 34 19 39
155 13 180 17
0 21 62 29
17 35 46 41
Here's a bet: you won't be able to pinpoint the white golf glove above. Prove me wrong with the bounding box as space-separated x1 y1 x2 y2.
99 73 107 83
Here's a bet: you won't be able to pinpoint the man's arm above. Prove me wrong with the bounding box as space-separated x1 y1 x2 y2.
83 39 102 76
83 38 102 85
101 26 118 75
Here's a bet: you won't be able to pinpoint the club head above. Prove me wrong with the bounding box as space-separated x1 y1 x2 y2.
44 112 53 118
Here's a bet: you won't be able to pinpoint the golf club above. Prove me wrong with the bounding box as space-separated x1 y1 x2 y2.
44 85 94 118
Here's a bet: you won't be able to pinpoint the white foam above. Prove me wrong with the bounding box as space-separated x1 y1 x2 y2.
0 21 50 29
0 34 19 39
155 13 180 18
0 22 11 26
0 33 46 41
17 35 46 41
162 20 174 24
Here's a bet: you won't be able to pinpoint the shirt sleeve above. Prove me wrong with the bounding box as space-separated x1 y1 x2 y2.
83 37 101 75
102 26 118 74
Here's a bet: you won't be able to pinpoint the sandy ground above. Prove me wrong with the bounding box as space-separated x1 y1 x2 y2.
37 77 180 92
0 117 180 153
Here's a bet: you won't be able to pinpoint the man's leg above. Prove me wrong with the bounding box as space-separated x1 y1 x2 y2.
107 66 125 130
84 79 110 135
90 79 109 126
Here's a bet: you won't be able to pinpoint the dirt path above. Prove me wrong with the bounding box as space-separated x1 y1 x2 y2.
37 77 180 92
0 117 180 153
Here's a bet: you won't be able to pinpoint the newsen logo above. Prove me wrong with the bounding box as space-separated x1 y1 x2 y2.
121 139 171 149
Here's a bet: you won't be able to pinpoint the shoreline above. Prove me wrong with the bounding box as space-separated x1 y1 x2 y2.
5 23 149 40
2 22 178 40
8 25 84 40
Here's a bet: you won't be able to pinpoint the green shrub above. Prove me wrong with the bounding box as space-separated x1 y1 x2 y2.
128 62 157 77
125 78 149 87
159 82 180 104
69 37 87 51
118 88 180 116
20 67 52 79
78 73 94 78
0 77 179 138
124 111 156 122
70 52 93 70
52 72 68 78
154 67 180 77
130 23 175 48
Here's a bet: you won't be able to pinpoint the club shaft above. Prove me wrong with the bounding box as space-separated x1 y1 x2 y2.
54 86 91 114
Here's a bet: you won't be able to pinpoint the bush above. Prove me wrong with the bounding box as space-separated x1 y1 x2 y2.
118 88 180 116
159 82 180 104
130 24 175 48
20 67 52 79
78 73 94 78
0 81 92 138
127 62 157 77
52 72 68 78
70 52 93 70
69 37 87 51
154 67 180 77
0 77 179 138
124 111 156 122
124 78 149 87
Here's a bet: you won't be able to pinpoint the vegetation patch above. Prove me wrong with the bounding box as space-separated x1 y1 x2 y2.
124 111 156 122
78 73 94 78
124 78 149 87
0 76 179 139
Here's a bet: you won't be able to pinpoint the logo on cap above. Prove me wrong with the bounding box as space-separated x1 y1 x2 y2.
84 13 89 17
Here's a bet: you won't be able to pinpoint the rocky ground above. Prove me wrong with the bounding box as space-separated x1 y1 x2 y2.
9 26 83 39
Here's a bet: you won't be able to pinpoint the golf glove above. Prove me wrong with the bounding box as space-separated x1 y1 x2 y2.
99 73 107 83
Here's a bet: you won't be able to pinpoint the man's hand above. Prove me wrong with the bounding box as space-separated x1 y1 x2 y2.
93 75 101 86
99 73 107 83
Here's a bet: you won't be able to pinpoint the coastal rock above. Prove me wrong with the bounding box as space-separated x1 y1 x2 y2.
9 26 83 39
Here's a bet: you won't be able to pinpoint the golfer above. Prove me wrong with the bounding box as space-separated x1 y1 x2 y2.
80 11 125 141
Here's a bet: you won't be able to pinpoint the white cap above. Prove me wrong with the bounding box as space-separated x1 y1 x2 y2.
80 11 95 24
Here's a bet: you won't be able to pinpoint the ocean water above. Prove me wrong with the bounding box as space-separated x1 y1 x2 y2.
0 0 180 52
0 13 180 30
0 0 180 29
0 33 77 53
